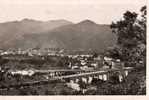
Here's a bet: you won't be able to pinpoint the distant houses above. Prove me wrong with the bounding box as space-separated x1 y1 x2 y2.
0 47 124 71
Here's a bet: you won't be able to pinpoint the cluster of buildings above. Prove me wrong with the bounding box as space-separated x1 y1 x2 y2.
0 48 64 56
0 47 124 77
66 52 123 70
67 54 101 70
0 47 123 71
9 69 35 76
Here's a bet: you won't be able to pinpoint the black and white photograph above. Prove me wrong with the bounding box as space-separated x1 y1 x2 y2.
0 0 147 95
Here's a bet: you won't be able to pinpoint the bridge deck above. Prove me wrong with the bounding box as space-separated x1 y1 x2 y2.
34 67 133 73
0 67 133 90
51 67 133 80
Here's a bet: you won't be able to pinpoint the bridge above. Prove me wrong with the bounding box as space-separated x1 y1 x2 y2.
34 69 96 77
46 67 134 84
34 69 88 73
30 67 134 83
0 67 133 90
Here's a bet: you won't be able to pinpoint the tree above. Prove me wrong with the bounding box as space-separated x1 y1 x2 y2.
110 6 146 66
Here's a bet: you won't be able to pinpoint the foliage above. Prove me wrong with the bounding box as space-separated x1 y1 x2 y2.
95 69 146 95
110 6 146 65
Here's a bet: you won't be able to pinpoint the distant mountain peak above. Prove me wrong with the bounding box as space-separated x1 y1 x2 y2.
47 19 74 25
0 18 115 51
49 19 72 22
22 18 34 21
77 19 97 25
21 18 42 23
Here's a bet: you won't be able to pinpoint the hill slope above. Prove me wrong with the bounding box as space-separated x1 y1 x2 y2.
14 20 117 52
0 19 73 49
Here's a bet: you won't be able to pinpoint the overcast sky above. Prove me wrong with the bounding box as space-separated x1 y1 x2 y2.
0 0 146 24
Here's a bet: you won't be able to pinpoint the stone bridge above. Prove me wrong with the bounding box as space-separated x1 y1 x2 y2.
0 67 133 91
45 67 133 84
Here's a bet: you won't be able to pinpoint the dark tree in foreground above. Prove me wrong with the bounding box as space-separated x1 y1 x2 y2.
110 6 146 67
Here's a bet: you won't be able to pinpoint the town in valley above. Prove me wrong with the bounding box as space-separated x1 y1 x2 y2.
0 1 146 95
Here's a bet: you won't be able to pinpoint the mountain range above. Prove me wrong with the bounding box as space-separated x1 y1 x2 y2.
0 19 117 52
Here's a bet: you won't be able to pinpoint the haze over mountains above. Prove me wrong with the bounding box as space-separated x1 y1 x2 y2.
0 19 117 52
